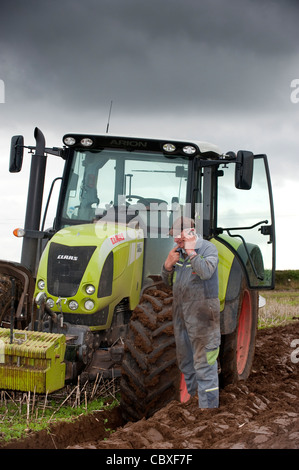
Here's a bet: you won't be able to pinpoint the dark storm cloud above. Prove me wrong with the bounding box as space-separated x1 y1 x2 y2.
0 0 298 113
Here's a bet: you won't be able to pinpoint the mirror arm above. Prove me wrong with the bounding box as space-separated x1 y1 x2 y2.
217 220 268 233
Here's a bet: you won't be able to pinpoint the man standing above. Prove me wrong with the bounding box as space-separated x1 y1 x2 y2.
161 217 220 408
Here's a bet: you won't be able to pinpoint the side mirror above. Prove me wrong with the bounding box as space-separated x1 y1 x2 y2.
235 150 254 190
9 135 24 172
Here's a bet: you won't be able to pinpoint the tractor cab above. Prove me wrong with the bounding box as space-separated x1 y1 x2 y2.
53 134 275 290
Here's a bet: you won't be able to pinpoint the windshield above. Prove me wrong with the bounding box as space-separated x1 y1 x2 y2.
61 149 189 231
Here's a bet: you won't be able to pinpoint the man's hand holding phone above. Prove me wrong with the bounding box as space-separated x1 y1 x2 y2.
183 229 197 258
164 245 180 271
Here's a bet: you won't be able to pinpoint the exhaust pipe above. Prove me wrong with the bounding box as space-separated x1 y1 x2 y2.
21 128 47 274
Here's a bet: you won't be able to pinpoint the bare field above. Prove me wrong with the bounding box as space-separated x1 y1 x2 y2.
259 290 299 328
1 289 298 450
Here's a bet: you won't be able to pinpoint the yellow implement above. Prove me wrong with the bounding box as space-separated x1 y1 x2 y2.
0 328 66 393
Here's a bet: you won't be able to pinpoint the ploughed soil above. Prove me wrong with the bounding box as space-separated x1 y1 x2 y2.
1 321 299 450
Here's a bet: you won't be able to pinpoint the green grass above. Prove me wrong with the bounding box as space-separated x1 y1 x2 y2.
258 289 299 329
275 270 299 290
257 269 299 329
0 377 119 444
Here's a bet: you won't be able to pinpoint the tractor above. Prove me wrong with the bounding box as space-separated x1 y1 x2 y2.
0 128 275 421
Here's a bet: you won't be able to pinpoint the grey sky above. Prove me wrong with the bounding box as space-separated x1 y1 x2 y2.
1 0 298 112
0 0 298 269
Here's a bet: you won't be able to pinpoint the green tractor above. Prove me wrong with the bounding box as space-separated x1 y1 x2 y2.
0 128 275 421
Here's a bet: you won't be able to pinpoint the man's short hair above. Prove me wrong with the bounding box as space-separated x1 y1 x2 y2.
169 216 195 237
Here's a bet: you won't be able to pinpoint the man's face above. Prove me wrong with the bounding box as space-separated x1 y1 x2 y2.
174 228 194 248
174 232 185 248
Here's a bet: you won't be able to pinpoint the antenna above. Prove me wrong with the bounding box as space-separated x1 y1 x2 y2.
106 100 113 134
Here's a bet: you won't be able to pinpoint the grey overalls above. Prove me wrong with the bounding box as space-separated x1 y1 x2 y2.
161 235 220 408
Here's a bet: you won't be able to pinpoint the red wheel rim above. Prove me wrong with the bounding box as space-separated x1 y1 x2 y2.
236 289 252 376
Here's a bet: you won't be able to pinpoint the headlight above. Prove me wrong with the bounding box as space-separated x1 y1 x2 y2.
85 284 95 295
84 300 95 311
183 145 196 155
64 136 76 146
69 300 79 310
81 138 93 147
46 298 55 308
37 279 45 290
163 143 176 152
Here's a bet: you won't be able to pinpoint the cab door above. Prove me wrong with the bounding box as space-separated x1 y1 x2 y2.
216 154 275 289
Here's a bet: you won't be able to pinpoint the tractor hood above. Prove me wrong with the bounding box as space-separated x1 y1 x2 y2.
35 221 144 330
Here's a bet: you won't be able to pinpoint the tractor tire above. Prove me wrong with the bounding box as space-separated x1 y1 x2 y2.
219 280 258 386
0 263 35 330
0 274 13 327
120 281 181 422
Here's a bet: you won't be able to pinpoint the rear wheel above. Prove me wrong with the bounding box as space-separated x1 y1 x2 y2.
0 275 30 330
0 274 12 326
0 263 34 330
120 282 182 422
220 282 258 385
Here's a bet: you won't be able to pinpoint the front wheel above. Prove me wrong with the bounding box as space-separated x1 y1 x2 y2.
219 283 258 386
120 282 183 422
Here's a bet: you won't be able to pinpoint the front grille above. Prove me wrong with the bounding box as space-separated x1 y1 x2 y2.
63 306 109 326
47 243 96 297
